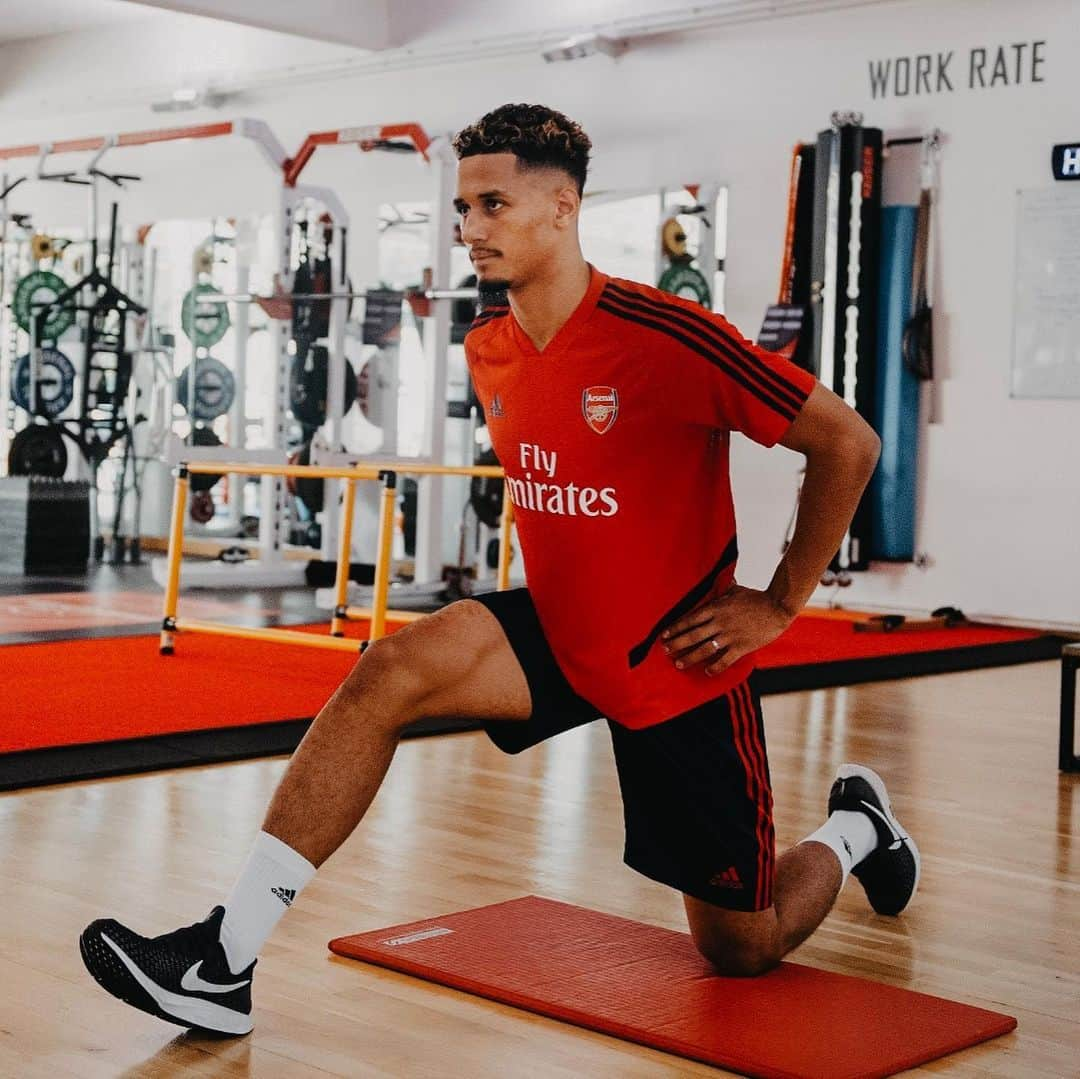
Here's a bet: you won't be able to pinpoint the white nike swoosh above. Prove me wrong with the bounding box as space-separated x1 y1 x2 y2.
181 961 251 994
859 800 909 844
98 933 253 1034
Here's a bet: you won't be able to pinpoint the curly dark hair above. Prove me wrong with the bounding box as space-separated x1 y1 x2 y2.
452 103 592 196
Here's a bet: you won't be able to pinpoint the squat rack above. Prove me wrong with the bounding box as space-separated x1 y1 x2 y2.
160 120 464 591
1 118 475 591
272 121 461 589
0 119 289 546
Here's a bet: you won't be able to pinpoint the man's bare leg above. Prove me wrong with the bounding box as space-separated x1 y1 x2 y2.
262 599 532 868
79 599 536 1034
685 771 917 976
683 841 844 976
206 598 534 976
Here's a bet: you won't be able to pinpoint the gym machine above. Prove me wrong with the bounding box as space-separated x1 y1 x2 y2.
0 120 290 569
171 123 487 593
767 114 942 588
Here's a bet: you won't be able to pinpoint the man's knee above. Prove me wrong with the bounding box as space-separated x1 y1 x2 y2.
695 933 781 978
333 600 517 725
685 897 782 977
329 627 432 728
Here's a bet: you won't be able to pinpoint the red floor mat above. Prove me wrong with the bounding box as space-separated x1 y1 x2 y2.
754 611 1043 668
0 621 382 754
330 896 1016 1079
0 609 1050 755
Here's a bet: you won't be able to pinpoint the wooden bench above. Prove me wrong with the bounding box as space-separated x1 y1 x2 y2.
1061 642 1080 772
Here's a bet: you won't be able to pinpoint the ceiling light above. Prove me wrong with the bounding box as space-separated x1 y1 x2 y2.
542 33 626 63
151 88 230 113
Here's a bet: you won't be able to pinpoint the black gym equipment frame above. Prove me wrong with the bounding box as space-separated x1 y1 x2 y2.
808 115 883 576
28 202 146 563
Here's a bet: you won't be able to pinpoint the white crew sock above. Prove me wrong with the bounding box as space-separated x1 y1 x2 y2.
219 831 317 974
799 810 878 887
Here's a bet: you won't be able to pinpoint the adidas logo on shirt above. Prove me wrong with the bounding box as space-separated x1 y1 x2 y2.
271 887 296 907
709 866 745 890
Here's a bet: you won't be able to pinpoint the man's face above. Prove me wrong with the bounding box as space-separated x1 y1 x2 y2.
454 153 576 290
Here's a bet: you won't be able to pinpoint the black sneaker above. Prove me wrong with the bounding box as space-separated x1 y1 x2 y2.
828 764 920 916
79 905 254 1035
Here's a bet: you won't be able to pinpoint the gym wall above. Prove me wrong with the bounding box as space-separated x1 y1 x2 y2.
1 0 1076 628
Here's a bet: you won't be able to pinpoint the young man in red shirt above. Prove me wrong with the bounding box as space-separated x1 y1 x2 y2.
81 104 918 1036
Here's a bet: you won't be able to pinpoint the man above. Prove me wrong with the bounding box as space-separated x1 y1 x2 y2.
80 103 918 1037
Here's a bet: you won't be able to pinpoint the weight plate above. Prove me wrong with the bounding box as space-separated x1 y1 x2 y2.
176 356 236 422
12 347 76 418
189 490 215 524
289 346 357 428
469 449 503 529
452 274 479 328
661 217 688 259
189 425 224 492
657 262 711 308
180 283 231 348
31 234 56 261
12 270 75 339
291 442 324 514
8 423 68 478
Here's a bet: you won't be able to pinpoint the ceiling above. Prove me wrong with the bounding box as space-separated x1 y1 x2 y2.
0 0 913 114
114 0 908 53
0 0 154 44
116 0 391 50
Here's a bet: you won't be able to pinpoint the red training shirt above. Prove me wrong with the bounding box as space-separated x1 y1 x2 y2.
465 265 817 729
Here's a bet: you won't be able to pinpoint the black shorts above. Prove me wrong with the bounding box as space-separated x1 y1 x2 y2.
470 588 776 912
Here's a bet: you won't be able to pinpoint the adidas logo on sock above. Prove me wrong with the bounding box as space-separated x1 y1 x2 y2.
709 866 744 890
271 887 296 907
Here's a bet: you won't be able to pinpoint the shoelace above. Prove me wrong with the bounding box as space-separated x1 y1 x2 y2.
150 910 219 952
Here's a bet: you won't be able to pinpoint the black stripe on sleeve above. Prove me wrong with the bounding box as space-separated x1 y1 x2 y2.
599 298 801 423
603 283 809 416
605 281 809 406
627 535 739 669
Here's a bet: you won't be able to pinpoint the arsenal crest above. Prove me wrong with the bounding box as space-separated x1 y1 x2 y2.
582 386 619 435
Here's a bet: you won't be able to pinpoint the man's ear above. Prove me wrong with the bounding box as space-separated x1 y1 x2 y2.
553 185 580 230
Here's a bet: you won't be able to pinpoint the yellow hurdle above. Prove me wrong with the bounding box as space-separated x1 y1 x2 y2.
159 458 513 658
330 478 357 637
160 469 190 654
497 482 514 592
344 607 426 624
367 472 399 645
174 618 364 653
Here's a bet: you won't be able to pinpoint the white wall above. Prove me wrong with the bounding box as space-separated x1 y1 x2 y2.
2 0 1077 628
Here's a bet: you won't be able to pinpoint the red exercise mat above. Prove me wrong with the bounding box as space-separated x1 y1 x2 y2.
329 896 1016 1079
754 611 1043 668
0 620 391 753
0 609 1048 755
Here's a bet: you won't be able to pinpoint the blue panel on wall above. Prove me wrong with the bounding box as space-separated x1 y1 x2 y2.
870 205 920 561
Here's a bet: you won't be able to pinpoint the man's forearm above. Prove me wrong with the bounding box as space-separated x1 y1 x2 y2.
766 438 881 619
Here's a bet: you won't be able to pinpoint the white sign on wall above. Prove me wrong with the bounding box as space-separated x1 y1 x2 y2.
1011 187 1080 399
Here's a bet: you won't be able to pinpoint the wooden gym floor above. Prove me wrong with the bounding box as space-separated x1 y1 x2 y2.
1 648 1077 1077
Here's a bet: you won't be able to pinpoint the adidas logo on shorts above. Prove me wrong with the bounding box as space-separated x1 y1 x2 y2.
709 866 744 890
271 887 296 907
